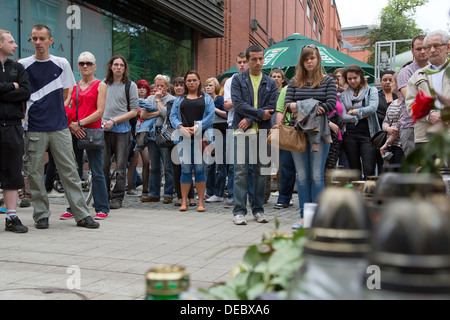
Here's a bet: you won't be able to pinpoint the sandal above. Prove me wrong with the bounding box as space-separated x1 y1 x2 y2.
291 221 303 230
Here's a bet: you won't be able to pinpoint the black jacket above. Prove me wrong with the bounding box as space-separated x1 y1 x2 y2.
0 59 31 125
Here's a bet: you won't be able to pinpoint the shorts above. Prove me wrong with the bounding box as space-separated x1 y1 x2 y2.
0 125 25 190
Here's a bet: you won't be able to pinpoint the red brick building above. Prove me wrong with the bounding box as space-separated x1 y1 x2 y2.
196 0 343 81
340 26 372 63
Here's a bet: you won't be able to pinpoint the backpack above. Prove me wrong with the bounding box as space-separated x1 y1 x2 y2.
105 79 137 139
124 79 138 139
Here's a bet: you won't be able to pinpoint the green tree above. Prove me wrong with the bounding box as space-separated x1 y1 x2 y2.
361 0 428 66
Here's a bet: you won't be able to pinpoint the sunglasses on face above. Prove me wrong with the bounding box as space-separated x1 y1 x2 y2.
79 61 94 67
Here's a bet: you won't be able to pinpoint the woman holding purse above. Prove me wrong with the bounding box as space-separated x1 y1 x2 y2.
60 51 110 220
284 44 337 230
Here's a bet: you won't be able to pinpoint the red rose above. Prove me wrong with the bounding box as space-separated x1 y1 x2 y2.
411 90 435 123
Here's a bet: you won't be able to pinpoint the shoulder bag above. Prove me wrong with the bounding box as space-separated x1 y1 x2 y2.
75 83 105 150
267 105 307 153
370 130 388 149
155 115 175 148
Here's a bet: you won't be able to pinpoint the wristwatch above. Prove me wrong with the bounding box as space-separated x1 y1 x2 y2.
155 99 161 103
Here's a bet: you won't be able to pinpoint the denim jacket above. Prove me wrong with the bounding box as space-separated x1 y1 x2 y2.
136 99 159 138
169 93 215 144
340 86 380 137
230 69 278 131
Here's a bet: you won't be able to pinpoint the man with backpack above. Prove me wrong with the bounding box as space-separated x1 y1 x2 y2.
102 55 139 209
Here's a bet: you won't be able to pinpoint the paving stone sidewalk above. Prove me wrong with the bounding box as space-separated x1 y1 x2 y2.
0 189 300 300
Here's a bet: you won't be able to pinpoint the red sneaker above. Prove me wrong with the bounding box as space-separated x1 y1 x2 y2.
94 212 109 220
60 211 74 220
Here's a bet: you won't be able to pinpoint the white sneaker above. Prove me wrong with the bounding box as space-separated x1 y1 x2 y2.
205 195 224 203
47 190 65 198
233 214 247 225
254 212 269 223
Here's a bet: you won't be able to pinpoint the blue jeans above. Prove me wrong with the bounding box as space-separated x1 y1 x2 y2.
70 136 109 213
147 140 174 199
226 164 254 201
277 149 296 205
291 140 330 217
206 131 227 197
233 134 269 216
177 139 206 184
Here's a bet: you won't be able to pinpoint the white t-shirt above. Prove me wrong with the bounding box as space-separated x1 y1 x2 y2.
223 74 235 127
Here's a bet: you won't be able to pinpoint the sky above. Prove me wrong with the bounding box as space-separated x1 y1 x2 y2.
335 0 450 32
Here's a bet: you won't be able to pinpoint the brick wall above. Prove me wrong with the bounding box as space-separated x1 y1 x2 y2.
195 0 342 82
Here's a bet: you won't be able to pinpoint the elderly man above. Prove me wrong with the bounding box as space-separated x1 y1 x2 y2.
140 74 175 204
406 30 450 146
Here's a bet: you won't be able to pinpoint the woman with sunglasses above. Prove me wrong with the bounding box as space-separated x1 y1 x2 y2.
60 52 110 220
284 44 337 230
169 70 215 212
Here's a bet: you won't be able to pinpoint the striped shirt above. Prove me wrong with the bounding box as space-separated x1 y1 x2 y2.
284 76 337 125
397 60 422 129
382 99 403 147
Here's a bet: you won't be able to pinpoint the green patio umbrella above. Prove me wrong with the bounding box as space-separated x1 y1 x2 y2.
218 33 375 83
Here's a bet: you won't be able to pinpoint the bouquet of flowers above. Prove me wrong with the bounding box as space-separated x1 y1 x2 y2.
404 84 449 174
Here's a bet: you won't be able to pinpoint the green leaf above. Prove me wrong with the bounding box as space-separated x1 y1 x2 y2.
247 282 267 300
274 217 280 230
243 245 264 268
208 284 240 300
253 260 269 273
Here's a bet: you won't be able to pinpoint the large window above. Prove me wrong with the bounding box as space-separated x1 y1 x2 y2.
112 17 193 83
307 0 312 19
72 7 113 81
0 0 193 83
0 0 19 60
19 0 72 62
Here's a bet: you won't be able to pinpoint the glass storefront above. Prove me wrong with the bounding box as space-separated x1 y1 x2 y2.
0 0 193 83
112 16 193 82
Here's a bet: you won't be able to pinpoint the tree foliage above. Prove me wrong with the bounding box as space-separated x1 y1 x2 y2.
361 0 428 66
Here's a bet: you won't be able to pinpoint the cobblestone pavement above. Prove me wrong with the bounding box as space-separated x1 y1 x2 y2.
0 186 301 300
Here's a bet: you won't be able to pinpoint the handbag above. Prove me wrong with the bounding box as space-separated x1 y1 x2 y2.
75 83 105 151
267 106 307 152
213 113 228 130
155 118 175 148
370 130 388 149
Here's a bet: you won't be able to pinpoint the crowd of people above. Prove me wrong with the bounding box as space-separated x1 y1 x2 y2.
0 24 449 234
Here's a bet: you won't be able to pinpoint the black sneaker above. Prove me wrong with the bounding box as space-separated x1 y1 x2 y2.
274 202 289 209
19 200 31 208
77 216 100 229
5 216 28 233
35 217 49 229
